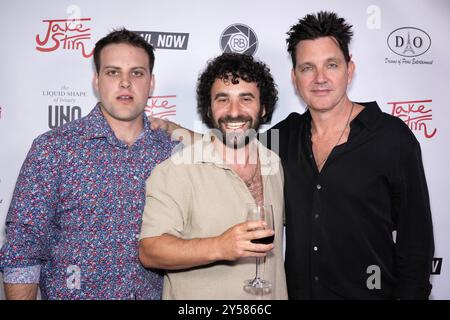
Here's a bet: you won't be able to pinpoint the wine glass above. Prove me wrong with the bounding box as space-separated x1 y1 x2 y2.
243 204 275 293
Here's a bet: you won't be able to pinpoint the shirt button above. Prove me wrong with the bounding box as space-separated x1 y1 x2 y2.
309 154 313 158
314 276 319 281
313 246 318 251
316 184 322 190
314 214 319 219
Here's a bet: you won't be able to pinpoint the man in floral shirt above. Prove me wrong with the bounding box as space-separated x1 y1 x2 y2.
0 28 176 299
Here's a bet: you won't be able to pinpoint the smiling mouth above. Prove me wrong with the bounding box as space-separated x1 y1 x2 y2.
224 121 248 130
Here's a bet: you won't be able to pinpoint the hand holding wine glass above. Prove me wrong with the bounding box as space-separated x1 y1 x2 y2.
244 204 275 293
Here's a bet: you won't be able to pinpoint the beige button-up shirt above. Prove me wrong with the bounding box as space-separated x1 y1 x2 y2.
140 138 287 300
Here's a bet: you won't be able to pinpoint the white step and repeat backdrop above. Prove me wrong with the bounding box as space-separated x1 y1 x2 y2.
0 0 448 299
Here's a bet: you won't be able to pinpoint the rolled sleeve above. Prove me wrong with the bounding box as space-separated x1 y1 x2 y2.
3 265 41 284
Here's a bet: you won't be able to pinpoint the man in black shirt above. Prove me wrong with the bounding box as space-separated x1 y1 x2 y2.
268 11 434 299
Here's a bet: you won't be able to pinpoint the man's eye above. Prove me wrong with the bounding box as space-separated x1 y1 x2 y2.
300 66 312 72
328 63 338 69
132 71 144 77
106 70 118 76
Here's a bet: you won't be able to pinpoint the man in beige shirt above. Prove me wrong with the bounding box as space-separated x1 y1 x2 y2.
139 53 287 299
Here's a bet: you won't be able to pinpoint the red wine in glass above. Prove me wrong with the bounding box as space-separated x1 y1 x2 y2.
251 235 274 244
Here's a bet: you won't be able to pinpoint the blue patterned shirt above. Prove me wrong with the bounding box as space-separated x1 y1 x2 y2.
0 104 177 299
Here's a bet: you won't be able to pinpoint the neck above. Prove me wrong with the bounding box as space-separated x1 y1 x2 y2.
310 99 353 137
102 111 144 147
214 137 259 168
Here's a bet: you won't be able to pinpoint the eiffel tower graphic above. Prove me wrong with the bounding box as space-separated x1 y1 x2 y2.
403 32 415 55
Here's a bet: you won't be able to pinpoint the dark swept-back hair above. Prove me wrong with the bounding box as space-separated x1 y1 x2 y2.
93 28 155 73
197 53 278 128
286 11 353 67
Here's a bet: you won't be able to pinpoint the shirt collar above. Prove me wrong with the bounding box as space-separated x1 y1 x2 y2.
82 103 112 140
352 101 382 131
185 134 280 176
82 103 152 146
304 101 382 132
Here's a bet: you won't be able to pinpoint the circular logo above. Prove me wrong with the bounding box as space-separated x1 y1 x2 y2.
387 27 431 57
220 23 258 56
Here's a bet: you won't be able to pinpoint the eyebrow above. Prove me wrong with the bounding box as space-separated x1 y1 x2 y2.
102 65 148 70
213 92 229 100
239 92 256 98
298 56 343 67
213 92 256 100
325 57 341 63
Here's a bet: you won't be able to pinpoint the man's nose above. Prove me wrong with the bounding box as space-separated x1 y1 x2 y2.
120 75 131 88
228 99 240 117
314 67 328 84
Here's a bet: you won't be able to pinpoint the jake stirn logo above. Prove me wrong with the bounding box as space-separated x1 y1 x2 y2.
133 31 189 50
145 95 177 120
385 27 433 65
36 18 94 58
388 99 437 139
220 23 258 56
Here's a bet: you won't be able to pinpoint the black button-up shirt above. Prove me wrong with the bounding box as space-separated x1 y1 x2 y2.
264 101 434 299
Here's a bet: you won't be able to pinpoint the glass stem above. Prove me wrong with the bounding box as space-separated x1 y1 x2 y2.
255 257 261 280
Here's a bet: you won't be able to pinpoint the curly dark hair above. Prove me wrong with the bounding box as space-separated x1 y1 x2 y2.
286 11 353 67
93 28 155 73
197 53 278 128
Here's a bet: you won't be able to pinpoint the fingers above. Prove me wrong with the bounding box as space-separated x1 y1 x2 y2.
149 116 168 131
244 220 267 231
239 242 274 259
247 228 274 241
218 222 275 261
229 222 274 242
241 224 275 254
247 242 274 253
149 117 160 130
240 221 274 242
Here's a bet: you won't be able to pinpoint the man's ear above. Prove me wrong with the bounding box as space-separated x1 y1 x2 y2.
347 56 355 84
261 105 267 119
291 69 296 84
94 72 99 92
149 73 155 94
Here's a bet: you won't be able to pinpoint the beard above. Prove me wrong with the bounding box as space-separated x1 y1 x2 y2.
213 114 261 149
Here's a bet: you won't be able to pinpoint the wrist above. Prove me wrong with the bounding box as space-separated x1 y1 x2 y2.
209 236 223 262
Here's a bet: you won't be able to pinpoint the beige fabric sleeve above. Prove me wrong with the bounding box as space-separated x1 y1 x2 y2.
139 159 192 240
